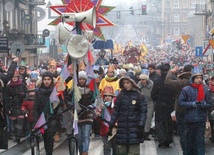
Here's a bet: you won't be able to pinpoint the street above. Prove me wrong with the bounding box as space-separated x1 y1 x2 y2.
1 134 214 155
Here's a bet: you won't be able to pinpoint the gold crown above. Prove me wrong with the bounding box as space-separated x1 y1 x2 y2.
49 59 57 67
107 65 115 72
78 61 86 71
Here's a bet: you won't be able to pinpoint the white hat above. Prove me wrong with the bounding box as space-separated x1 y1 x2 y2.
78 71 87 79
119 69 126 75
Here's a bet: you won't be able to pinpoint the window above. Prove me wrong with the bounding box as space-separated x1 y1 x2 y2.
191 0 196 9
200 0 205 4
174 1 179 8
174 28 180 36
174 14 179 22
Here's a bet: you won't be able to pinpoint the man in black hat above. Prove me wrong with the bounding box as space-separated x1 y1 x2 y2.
165 64 194 155
151 63 176 148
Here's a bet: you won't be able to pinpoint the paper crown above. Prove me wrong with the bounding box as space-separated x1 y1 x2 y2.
107 65 115 72
134 66 141 73
78 61 86 71
141 69 149 76
102 86 114 97
27 83 35 91
49 59 57 67
191 67 203 77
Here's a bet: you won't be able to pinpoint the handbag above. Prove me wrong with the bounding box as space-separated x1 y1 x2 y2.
0 121 8 149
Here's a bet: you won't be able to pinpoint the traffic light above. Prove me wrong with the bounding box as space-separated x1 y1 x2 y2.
129 7 134 15
142 5 147 15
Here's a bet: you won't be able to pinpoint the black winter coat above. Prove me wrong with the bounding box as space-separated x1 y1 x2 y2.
5 82 27 116
109 89 147 145
33 86 60 132
151 74 176 121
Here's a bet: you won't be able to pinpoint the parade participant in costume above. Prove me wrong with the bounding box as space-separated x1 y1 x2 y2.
48 59 58 78
99 65 120 95
99 86 116 155
179 67 212 155
33 71 60 155
108 74 147 154
138 70 154 141
151 63 176 148
6 69 27 143
22 83 35 132
77 71 95 155
165 64 193 154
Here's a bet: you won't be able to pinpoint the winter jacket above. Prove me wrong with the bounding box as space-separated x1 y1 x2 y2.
78 86 95 125
149 72 159 82
33 86 60 131
5 82 27 117
178 85 212 123
109 89 147 144
165 71 191 113
151 73 176 121
138 79 153 106
22 95 35 122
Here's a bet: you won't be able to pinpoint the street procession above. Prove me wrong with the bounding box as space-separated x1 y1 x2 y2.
1 0 214 155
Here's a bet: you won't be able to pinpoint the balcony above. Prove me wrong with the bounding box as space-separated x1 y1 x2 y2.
194 4 208 15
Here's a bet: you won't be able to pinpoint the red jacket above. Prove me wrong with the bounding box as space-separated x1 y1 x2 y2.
22 100 34 122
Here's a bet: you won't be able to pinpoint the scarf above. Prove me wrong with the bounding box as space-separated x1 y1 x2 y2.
190 84 204 102
104 75 117 82
209 84 214 92
9 79 22 87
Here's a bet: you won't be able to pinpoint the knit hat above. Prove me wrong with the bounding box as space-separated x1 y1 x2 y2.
102 86 114 97
42 71 53 82
119 69 126 75
139 74 149 81
78 71 87 79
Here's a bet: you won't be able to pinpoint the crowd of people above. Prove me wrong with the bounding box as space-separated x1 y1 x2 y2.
0 49 214 155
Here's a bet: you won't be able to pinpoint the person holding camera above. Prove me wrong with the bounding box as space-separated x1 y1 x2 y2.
178 67 212 155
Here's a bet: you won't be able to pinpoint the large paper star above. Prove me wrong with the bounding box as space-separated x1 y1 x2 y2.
49 0 115 40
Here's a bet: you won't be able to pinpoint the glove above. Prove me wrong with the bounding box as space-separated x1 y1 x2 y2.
192 102 197 107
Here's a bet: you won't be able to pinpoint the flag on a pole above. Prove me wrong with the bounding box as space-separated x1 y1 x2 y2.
49 86 60 109
60 63 70 80
101 106 111 127
73 109 78 135
34 112 47 134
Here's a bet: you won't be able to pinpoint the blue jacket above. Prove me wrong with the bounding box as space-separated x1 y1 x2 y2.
178 85 212 123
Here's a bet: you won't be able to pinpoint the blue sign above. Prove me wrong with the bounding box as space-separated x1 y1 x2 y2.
195 46 203 57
